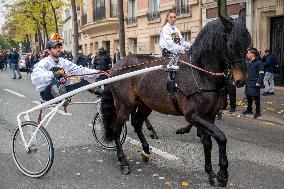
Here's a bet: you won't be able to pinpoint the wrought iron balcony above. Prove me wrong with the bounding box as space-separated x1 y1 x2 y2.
127 16 137 24
175 5 191 16
93 6 106 22
147 11 160 21
81 14 87 25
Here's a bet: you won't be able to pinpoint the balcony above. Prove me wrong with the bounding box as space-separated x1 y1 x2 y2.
147 11 160 21
81 14 87 25
175 5 191 16
93 6 106 22
127 16 137 24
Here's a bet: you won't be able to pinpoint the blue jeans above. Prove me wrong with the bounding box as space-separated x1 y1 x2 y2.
11 64 22 78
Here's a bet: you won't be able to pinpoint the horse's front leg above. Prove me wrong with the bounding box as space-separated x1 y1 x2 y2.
202 131 217 186
190 115 229 187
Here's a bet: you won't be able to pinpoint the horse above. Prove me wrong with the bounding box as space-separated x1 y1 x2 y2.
101 9 250 187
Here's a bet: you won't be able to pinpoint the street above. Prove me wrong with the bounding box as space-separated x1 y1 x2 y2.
0 70 284 189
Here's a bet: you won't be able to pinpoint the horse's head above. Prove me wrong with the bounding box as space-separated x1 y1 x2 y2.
219 8 251 87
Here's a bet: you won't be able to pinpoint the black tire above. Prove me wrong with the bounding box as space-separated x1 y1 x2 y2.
92 113 127 150
12 121 54 178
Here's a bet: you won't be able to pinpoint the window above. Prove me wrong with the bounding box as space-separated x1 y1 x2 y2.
175 0 190 15
150 0 159 12
82 0 88 25
148 0 160 21
110 0 117 17
69 29 72 43
151 35 160 55
64 31 67 44
93 0 106 21
181 32 191 42
128 38 137 54
127 0 136 24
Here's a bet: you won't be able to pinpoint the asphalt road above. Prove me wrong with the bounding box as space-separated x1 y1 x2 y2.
0 70 284 189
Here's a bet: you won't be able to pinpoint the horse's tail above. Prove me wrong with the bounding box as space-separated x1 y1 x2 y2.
101 85 116 142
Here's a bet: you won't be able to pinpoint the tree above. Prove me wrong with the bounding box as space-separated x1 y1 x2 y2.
117 0 126 57
70 0 80 60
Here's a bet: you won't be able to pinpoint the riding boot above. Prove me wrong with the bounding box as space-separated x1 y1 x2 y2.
50 80 68 106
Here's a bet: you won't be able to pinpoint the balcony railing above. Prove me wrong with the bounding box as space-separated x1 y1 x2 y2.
127 16 137 24
175 5 191 16
82 14 87 25
147 11 160 21
93 6 106 22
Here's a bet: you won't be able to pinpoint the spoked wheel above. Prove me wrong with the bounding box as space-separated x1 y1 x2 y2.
92 112 127 150
12 121 54 178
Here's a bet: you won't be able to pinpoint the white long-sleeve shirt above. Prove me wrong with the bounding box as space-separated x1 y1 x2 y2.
159 22 192 54
31 56 100 92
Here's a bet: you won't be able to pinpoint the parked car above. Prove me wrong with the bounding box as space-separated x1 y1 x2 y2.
19 53 27 71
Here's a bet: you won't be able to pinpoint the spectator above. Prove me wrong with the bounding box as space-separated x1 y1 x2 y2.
76 50 87 67
262 49 276 95
242 48 264 118
113 49 120 64
25 53 32 74
10 48 22 79
93 47 111 72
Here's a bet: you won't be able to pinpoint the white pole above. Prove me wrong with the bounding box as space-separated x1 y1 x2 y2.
22 65 163 114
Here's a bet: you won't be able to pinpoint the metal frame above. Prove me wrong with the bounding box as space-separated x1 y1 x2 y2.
16 65 165 151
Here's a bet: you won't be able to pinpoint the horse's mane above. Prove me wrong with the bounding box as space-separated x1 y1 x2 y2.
190 18 250 66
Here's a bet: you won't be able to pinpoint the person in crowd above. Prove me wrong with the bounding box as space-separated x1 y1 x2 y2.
25 53 32 74
76 50 87 67
30 50 39 71
159 9 191 57
242 48 264 119
86 53 93 68
113 49 120 64
262 49 276 95
223 80 237 113
0 50 4 71
31 38 100 102
10 48 22 79
3 51 8 69
93 47 111 73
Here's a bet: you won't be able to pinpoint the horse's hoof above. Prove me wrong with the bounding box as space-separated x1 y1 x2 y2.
140 151 150 162
176 127 191 134
121 165 130 175
208 171 217 186
149 132 159 139
217 172 228 187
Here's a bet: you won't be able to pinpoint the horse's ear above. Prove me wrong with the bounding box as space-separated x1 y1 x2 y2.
219 14 233 33
238 8 246 26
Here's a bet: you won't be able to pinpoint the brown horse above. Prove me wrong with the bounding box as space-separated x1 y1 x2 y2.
101 9 250 187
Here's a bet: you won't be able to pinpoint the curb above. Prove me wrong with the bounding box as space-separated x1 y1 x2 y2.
222 110 284 125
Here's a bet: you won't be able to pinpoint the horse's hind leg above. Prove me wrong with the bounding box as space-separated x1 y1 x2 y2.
131 104 152 161
115 106 132 174
190 115 228 187
145 118 159 139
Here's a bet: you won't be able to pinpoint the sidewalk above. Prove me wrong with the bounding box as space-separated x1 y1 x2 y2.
223 86 284 125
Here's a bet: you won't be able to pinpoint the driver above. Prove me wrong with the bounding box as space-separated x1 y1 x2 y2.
31 35 100 101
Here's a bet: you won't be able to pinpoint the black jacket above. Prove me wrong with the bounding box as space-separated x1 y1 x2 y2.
94 52 111 71
245 58 264 96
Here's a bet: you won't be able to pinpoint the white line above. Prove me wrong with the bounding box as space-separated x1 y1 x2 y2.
32 101 72 116
126 137 180 161
3 89 26 98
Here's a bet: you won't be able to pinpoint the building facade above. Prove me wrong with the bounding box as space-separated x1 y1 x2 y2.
79 0 284 82
62 7 74 55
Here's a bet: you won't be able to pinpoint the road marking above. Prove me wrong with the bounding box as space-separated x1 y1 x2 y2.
3 89 26 98
126 137 180 161
32 101 72 116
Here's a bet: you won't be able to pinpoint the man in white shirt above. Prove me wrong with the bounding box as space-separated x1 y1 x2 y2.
31 38 100 101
